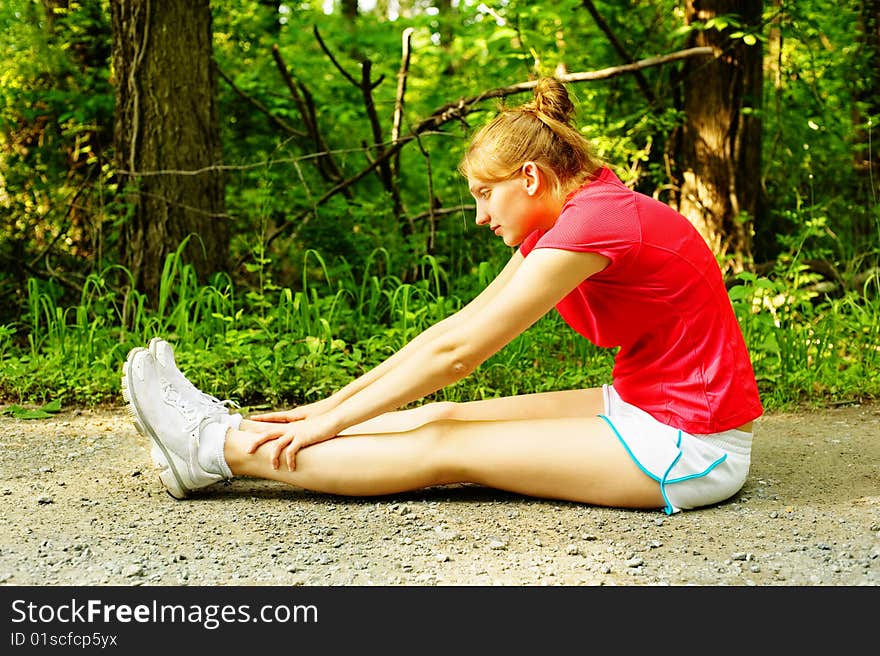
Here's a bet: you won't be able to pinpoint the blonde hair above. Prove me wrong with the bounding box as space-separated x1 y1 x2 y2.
458 77 601 198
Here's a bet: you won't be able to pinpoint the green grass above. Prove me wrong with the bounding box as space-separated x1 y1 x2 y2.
1 246 879 413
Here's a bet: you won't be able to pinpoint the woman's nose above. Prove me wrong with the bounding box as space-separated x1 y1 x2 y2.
475 206 490 226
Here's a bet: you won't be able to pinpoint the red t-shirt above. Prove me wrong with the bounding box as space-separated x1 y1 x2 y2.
519 167 763 434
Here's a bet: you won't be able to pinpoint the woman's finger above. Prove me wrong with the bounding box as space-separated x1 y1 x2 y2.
270 434 295 469
283 431 337 471
245 421 286 435
285 441 300 472
248 410 299 423
245 429 285 454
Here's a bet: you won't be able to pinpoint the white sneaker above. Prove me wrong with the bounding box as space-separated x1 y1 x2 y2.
148 337 239 425
122 347 227 499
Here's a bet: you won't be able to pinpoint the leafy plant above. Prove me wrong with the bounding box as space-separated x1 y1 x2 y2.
0 398 62 420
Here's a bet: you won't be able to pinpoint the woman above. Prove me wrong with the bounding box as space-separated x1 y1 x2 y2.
122 77 762 514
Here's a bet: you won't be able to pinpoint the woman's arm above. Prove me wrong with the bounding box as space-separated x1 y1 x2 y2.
249 250 526 424
254 247 610 469
325 248 609 428
333 388 604 436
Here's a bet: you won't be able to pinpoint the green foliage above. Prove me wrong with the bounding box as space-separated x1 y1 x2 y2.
0 398 61 420
0 0 115 322
729 208 880 408
0 0 878 411
2 237 879 410
758 1 878 261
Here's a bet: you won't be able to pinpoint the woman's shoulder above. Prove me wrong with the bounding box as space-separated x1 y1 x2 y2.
564 167 635 209
565 166 613 199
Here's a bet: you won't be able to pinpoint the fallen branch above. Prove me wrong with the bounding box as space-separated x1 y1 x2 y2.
419 46 717 127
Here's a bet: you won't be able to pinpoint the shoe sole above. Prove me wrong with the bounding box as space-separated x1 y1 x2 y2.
121 347 189 500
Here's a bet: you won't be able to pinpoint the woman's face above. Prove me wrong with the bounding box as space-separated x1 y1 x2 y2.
467 164 556 247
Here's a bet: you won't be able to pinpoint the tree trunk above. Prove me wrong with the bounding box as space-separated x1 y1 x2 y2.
41 0 69 29
435 0 455 50
854 0 880 200
258 0 283 37
111 0 227 302
675 0 764 272
340 0 358 21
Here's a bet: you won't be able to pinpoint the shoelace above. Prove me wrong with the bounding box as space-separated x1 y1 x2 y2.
197 389 240 412
166 369 239 415
160 382 227 468
161 382 202 429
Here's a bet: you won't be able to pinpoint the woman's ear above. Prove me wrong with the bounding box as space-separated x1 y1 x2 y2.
520 161 541 196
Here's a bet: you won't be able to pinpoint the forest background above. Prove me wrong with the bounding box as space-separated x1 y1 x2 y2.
0 0 878 417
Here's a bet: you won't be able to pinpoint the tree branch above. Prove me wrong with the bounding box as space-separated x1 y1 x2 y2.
254 46 717 253
392 27 414 146
392 28 416 239
361 59 393 192
410 204 475 223
580 0 657 105
215 63 307 137
313 25 384 90
433 46 717 120
271 44 346 187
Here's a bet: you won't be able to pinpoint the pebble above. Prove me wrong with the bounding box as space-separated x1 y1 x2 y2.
2 408 878 587
123 564 144 578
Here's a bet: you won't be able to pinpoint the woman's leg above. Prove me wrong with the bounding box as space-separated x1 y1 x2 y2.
224 413 664 510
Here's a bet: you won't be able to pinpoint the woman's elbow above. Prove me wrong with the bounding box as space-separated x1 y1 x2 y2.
449 358 474 378
433 341 481 380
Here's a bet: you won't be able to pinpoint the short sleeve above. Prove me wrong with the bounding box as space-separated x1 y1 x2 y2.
518 229 542 257
531 190 640 268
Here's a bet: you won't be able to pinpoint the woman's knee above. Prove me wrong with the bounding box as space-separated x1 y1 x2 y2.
416 418 473 484
420 401 458 422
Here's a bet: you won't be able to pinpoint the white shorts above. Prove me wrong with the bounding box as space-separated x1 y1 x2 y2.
601 385 753 515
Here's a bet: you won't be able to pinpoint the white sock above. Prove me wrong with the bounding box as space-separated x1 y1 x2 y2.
198 420 234 479
224 412 243 430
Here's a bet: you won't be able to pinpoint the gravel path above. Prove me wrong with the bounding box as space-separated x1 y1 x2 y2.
1 402 878 586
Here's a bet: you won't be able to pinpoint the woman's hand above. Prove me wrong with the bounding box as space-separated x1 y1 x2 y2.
248 397 337 425
245 413 340 471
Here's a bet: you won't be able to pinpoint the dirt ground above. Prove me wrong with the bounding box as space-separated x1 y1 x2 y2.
0 401 877 586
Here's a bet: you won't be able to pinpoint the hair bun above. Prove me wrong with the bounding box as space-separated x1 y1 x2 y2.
526 77 575 124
